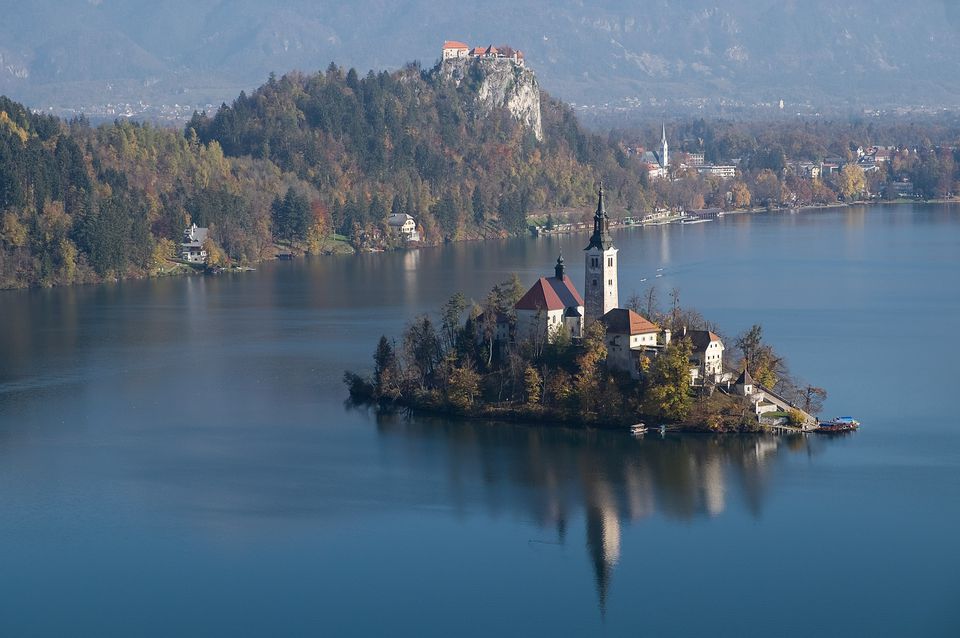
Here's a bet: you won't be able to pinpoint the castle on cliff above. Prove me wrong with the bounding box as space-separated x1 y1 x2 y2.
442 41 525 66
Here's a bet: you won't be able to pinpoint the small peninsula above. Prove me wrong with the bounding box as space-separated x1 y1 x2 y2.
346 185 834 433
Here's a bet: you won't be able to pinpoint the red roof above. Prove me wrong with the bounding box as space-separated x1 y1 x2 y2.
515 276 583 312
443 40 469 50
601 309 659 335
470 47 486 55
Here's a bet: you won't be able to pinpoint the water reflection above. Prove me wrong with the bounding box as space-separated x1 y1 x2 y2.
371 411 827 611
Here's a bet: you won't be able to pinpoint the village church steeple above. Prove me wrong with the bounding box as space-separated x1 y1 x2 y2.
584 183 619 323
660 122 669 169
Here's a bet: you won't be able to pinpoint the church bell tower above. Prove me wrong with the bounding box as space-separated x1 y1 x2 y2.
660 122 669 169
584 183 619 323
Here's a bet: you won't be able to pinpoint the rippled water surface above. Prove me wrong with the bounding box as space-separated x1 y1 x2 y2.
1 204 959 636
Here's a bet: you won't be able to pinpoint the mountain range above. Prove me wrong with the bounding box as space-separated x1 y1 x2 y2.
3 0 960 112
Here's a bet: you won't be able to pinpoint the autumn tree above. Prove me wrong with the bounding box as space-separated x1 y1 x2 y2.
839 164 866 201
735 324 788 390
731 181 751 209
644 337 693 421
573 320 607 418
447 363 481 410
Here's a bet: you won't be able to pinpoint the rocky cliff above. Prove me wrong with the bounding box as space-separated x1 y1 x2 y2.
439 57 543 141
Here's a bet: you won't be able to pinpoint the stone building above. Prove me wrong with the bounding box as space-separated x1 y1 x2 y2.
584 184 619 324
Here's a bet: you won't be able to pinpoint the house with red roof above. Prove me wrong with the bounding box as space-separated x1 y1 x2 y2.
442 41 470 60
599 308 663 379
514 254 584 343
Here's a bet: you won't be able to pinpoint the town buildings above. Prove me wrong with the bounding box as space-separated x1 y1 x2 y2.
696 164 736 179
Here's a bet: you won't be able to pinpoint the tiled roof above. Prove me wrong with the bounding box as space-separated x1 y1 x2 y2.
546 275 583 308
600 309 659 335
515 276 583 312
443 40 469 49
688 329 722 352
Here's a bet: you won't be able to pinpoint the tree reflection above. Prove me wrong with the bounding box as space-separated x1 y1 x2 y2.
371 411 828 611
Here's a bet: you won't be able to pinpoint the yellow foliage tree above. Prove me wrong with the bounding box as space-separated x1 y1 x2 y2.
524 365 542 405
840 164 866 200
57 239 78 284
1 212 28 247
151 238 177 270
447 364 480 410
203 237 229 267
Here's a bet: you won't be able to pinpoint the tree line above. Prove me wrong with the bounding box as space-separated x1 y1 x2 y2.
5 61 960 289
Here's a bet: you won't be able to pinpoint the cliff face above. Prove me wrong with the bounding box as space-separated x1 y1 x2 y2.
440 57 543 141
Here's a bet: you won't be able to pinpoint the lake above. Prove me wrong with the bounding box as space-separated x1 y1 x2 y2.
1 203 959 636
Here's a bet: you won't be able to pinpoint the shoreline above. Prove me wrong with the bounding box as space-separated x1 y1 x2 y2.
2 198 954 292
346 392 830 436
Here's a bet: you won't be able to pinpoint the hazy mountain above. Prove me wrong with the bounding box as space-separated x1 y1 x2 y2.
2 0 960 111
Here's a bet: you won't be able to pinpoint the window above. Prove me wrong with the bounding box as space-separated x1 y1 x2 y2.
608 257 613 267
592 279 598 286
608 279 612 285
591 257 599 268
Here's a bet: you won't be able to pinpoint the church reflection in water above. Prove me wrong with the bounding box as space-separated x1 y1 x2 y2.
371 412 825 611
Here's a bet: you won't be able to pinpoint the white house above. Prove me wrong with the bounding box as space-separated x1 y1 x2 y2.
442 40 469 59
387 213 420 242
600 308 660 379
514 255 584 343
181 223 208 264
696 165 737 179
687 329 725 383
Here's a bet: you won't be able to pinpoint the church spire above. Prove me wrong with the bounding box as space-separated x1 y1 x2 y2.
555 251 565 280
660 122 669 169
585 183 612 251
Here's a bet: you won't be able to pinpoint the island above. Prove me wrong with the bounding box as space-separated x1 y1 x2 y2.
346 185 842 433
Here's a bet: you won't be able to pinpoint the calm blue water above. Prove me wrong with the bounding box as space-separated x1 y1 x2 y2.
1 203 959 636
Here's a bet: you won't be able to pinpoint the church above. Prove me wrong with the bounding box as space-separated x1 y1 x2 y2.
512 184 618 343
640 124 670 181
511 183 727 384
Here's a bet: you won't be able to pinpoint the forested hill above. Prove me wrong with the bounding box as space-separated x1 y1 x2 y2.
0 63 643 289
185 63 645 238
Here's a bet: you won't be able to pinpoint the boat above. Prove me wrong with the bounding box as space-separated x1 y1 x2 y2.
630 423 647 436
817 416 860 432
679 218 712 225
